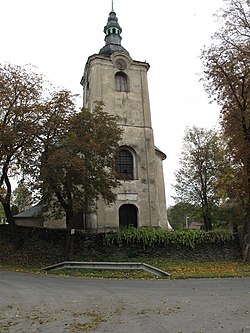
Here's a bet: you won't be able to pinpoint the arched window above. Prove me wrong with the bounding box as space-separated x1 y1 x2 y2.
115 72 129 92
116 149 134 180
85 82 89 104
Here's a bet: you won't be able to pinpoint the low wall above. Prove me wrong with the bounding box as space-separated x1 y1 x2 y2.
0 225 242 264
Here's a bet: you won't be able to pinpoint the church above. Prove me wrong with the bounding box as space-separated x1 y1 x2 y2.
15 5 171 231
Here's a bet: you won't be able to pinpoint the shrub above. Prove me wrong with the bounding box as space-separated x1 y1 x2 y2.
103 227 234 249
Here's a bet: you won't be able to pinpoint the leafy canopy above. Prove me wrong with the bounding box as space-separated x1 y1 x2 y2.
174 126 231 230
40 102 123 227
201 0 250 232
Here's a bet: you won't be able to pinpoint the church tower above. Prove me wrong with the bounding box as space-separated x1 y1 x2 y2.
81 5 171 232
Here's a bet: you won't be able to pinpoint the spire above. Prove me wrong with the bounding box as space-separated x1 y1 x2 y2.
99 5 129 56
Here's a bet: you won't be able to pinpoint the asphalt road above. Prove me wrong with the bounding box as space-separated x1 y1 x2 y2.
0 271 249 333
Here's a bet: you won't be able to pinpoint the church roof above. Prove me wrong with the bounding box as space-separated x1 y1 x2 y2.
99 8 129 56
155 146 167 160
14 203 43 218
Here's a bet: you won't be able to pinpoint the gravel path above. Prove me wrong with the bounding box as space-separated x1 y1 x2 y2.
0 271 249 333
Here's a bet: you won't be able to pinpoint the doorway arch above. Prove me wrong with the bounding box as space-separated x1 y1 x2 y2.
119 204 138 228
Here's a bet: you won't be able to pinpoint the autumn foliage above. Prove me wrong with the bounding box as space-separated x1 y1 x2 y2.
40 103 122 229
0 63 122 248
201 0 250 234
200 0 250 261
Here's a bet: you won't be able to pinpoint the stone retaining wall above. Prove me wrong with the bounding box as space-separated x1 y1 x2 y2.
0 225 242 262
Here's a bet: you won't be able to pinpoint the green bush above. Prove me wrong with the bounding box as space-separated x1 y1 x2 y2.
103 227 234 249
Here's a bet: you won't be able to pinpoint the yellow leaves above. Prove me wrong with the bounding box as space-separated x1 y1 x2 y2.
170 260 250 278
69 311 107 332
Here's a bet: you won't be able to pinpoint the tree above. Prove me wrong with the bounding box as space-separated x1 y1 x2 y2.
173 126 229 230
40 103 122 227
167 202 201 230
0 63 77 247
0 63 45 246
11 181 33 213
201 0 250 235
39 102 122 258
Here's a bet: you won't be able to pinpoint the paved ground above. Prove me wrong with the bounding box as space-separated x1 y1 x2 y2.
0 271 249 333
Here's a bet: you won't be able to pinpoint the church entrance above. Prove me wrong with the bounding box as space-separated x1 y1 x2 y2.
119 204 138 228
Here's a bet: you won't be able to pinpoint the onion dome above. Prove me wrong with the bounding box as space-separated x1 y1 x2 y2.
99 8 129 56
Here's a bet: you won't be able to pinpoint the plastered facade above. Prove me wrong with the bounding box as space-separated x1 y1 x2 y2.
81 52 170 232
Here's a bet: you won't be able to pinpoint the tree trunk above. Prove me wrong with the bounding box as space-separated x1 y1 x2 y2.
245 157 250 234
65 211 75 261
202 203 212 231
241 157 250 261
2 201 20 248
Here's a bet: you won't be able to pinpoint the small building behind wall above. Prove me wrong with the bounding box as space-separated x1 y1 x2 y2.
14 204 44 228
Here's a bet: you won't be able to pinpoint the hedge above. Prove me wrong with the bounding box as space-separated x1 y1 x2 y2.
103 227 235 249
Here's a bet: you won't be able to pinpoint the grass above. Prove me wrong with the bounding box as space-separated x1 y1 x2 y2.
1 257 250 280
166 259 250 279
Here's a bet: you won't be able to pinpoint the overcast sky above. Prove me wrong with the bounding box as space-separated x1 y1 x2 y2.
1 0 224 206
